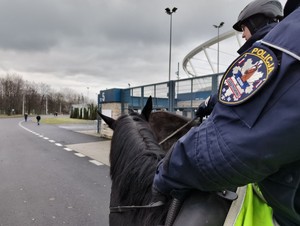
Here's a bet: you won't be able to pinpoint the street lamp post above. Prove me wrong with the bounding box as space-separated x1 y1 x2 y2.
22 93 25 115
213 22 224 73
19 88 25 116
165 7 177 82
87 87 90 103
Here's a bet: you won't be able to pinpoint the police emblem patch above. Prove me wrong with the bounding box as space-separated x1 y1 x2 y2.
218 46 278 105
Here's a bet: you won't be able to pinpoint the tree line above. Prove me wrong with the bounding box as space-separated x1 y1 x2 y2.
0 74 96 118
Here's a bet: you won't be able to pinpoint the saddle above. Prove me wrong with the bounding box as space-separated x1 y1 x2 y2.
168 186 280 226
167 190 234 226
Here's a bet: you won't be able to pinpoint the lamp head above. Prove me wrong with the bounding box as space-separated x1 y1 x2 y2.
213 22 225 28
165 8 171 15
165 7 177 15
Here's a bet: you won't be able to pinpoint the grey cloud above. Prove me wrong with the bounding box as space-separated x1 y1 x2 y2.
0 0 287 100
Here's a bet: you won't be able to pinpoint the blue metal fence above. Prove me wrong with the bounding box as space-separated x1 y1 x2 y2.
98 72 222 115
97 73 223 133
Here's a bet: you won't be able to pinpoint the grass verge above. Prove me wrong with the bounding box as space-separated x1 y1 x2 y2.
41 117 94 125
0 114 95 125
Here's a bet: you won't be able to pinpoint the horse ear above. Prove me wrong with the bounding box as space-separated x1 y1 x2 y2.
97 111 116 130
141 96 152 121
128 108 135 114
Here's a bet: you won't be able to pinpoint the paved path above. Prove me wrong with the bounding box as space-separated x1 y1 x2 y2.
66 140 111 166
58 123 111 166
1 117 111 225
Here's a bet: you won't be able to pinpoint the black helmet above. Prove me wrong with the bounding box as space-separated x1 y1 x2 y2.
233 0 283 32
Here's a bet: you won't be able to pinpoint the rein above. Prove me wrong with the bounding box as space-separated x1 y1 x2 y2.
110 200 181 226
159 117 198 145
110 201 165 213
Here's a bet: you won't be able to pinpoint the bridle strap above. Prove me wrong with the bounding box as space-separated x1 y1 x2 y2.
110 201 165 213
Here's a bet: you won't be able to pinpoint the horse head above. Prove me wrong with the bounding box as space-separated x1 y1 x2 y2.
97 96 170 226
97 96 230 226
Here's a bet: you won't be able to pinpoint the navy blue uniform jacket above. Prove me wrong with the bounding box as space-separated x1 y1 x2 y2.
154 8 300 226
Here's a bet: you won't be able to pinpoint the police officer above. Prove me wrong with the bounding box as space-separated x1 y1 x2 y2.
153 1 300 225
233 0 283 54
196 0 283 120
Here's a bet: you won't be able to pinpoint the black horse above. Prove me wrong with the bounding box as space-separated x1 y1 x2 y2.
149 110 199 151
99 96 232 226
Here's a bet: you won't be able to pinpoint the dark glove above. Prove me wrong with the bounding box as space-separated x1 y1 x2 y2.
170 189 191 202
151 185 170 203
195 94 217 119
152 185 190 204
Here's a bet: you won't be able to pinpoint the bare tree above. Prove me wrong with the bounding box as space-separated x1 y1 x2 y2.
38 83 51 115
23 81 39 115
1 74 24 115
0 73 88 116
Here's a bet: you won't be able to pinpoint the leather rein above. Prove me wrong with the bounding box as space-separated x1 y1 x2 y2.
158 117 198 145
110 200 165 213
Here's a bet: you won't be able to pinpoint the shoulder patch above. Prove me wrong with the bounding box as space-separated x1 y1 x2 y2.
218 46 278 106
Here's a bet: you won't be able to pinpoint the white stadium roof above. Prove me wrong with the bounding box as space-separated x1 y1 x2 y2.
183 30 244 77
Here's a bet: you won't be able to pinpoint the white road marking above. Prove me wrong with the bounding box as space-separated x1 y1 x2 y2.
64 148 73 152
74 153 85 158
19 120 104 167
89 160 103 166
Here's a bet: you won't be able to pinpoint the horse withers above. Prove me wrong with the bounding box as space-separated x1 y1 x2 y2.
98 96 232 226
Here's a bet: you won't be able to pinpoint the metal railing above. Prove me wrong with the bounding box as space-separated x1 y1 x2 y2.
97 73 223 133
99 72 223 117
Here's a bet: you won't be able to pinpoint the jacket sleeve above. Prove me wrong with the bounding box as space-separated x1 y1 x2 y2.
154 77 300 195
154 47 300 196
153 104 265 194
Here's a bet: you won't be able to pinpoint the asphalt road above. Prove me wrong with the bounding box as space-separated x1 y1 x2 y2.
0 117 111 226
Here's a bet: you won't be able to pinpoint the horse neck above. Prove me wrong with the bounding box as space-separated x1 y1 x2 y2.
109 115 164 204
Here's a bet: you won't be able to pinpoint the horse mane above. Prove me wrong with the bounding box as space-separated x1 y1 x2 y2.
109 112 169 225
110 112 164 181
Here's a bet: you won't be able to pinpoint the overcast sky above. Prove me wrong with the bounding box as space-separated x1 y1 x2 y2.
0 0 287 101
